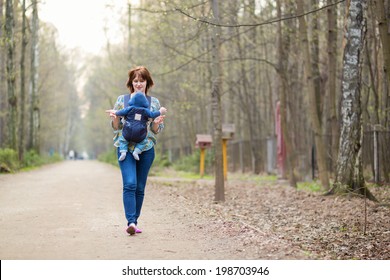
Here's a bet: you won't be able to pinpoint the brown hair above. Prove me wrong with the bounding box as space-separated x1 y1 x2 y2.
126 66 154 95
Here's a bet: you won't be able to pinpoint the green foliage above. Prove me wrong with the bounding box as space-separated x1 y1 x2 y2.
97 148 173 172
22 150 44 167
172 151 200 174
97 149 118 167
0 149 19 172
151 151 171 171
0 149 63 173
229 173 278 183
297 181 323 192
20 151 63 171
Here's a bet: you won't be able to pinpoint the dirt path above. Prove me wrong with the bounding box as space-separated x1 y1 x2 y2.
2 160 294 260
0 160 219 260
2 160 389 260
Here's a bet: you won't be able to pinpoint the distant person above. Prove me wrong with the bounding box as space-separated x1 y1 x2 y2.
107 66 166 235
106 92 167 161
68 150 75 160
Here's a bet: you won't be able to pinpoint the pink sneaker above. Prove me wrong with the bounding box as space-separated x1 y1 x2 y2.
126 223 136 235
135 226 142 233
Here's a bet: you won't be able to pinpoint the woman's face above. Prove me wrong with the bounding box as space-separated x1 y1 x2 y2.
132 74 147 93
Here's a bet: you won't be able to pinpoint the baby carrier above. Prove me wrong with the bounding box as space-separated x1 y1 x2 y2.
122 94 152 143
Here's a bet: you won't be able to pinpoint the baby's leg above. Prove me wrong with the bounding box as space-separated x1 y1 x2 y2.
132 148 142 161
119 151 127 161
119 136 128 161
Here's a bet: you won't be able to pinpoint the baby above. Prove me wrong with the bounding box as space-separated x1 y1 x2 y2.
106 92 167 161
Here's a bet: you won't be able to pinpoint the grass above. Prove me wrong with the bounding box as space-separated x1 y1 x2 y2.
151 168 213 180
297 181 323 192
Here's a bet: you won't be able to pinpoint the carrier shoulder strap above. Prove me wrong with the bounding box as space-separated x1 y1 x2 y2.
123 94 152 109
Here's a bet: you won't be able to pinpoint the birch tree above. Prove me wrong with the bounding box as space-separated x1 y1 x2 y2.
329 0 376 200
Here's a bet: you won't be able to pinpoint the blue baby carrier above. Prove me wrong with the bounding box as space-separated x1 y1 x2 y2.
122 94 152 143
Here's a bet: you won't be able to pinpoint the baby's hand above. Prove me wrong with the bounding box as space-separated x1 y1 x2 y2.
105 109 117 118
159 107 167 115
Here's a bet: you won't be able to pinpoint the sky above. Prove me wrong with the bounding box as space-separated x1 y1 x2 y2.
39 0 134 55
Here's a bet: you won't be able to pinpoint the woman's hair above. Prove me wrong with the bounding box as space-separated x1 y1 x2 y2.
126 66 154 94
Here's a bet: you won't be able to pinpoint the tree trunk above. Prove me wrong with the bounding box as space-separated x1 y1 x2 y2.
18 0 27 160
329 0 377 201
28 0 39 152
210 0 224 202
5 0 16 150
310 0 323 123
0 0 5 146
234 29 262 174
327 0 339 174
127 2 132 64
373 0 390 93
296 0 330 190
277 0 297 187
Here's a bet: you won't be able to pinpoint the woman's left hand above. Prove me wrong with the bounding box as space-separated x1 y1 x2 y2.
153 115 165 125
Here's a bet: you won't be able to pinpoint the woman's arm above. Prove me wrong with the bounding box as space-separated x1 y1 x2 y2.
150 97 165 134
111 115 121 130
111 95 124 130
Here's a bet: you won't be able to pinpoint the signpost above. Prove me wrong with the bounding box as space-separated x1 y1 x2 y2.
195 134 213 177
222 124 235 180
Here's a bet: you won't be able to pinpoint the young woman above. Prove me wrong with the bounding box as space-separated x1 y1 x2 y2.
110 66 165 235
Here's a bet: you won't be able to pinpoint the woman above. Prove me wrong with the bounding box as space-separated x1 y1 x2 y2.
110 66 165 235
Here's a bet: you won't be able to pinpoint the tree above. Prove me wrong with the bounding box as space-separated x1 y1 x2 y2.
276 0 297 187
28 0 39 152
373 0 390 92
5 0 16 150
210 0 224 202
296 0 330 190
18 0 27 160
327 0 339 173
328 0 376 201
0 0 5 146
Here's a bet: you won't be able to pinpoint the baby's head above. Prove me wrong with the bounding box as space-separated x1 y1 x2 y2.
129 92 149 108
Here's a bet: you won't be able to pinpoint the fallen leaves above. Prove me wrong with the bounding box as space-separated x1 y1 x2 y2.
149 176 390 259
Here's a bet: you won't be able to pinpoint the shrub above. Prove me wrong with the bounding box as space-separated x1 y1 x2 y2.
0 149 19 173
98 149 118 166
23 150 45 167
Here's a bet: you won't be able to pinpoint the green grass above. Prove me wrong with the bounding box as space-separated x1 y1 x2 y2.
297 181 323 192
0 148 63 173
151 168 213 180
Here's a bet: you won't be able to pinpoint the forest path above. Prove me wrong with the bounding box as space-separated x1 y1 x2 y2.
0 160 223 260
2 160 388 260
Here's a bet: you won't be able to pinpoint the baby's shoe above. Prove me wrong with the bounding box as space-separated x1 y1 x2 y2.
119 152 127 161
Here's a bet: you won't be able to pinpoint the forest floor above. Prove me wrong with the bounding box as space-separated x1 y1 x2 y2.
0 160 389 260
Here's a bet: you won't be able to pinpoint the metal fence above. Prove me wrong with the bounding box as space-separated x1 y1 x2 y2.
227 130 390 183
161 129 389 183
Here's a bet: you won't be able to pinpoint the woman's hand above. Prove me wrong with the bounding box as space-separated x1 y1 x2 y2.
154 115 165 125
105 109 117 118
107 109 120 130
151 115 165 133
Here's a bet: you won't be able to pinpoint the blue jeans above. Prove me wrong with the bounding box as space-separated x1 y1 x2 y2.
118 146 155 226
